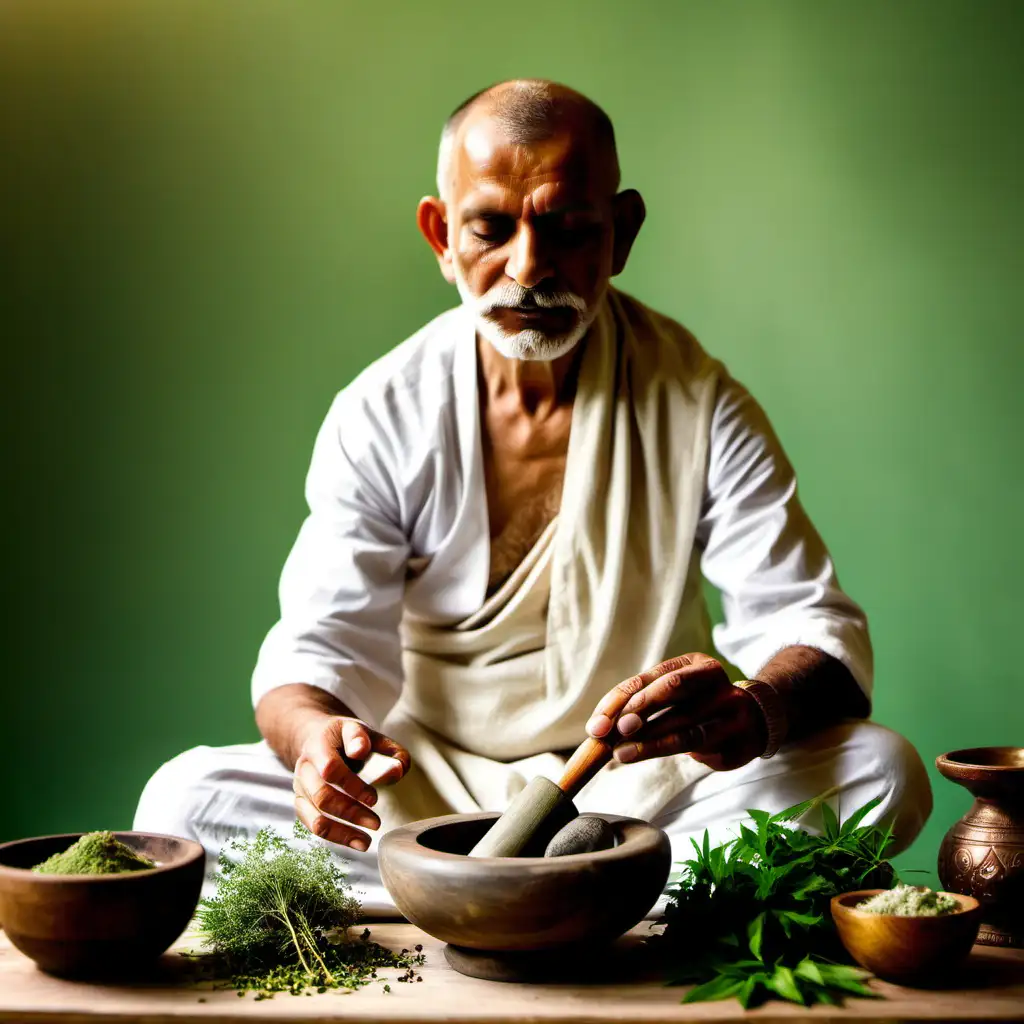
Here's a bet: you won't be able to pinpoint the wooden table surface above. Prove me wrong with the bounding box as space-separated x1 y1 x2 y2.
2 923 1023 1024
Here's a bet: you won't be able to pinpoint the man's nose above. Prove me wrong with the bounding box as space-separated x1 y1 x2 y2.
505 222 553 290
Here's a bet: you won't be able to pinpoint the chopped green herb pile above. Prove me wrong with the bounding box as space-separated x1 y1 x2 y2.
858 885 959 917
654 794 898 1009
185 821 424 999
33 831 156 875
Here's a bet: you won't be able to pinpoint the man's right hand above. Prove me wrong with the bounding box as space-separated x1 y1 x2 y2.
292 716 411 851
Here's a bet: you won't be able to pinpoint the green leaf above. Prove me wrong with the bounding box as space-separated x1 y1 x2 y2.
682 974 744 1003
821 801 840 841
777 909 822 928
737 976 759 1009
737 824 759 854
793 957 825 986
771 796 817 824
838 796 882 836
719 959 767 974
747 912 765 960
789 866 824 889
767 965 805 1004
755 866 778 901
747 808 770 832
816 963 878 996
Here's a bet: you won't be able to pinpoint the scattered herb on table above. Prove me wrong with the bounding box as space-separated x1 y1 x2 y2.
858 885 959 917
653 794 898 1009
33 831 156 875
185 821 424 998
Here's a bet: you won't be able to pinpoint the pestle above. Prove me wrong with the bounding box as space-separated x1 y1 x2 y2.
544 815 616 857
468 735 614 858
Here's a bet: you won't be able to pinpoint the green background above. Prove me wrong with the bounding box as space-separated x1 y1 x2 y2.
3 1 1022 889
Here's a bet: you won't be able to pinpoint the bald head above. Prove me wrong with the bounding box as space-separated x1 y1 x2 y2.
436 80 619 200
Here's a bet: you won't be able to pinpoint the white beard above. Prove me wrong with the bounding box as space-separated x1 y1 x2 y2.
453 267 603 362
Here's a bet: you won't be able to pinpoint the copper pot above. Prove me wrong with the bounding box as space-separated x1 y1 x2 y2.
936 747 1024 948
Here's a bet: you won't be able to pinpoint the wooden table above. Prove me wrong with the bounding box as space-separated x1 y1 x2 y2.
2 923 1022 1023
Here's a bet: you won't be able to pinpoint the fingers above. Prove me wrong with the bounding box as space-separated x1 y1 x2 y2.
613 714 736 764
618 654 727 728
368 732 412 786
305 724 380 808
585 656 694 738
586 654 728 739
341 719 370 761
294 793 372 851
293 758 380 851
293 716 413 853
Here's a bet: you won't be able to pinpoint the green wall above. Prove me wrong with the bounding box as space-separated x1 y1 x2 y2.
4 1 1022 889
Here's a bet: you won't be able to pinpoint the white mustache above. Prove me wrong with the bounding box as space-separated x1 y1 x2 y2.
476 283 588 316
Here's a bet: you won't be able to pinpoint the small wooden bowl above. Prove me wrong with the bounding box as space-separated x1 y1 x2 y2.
831 888 983 984
0 832 205 977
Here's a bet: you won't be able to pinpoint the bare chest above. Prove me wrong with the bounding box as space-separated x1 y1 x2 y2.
481 407 571 594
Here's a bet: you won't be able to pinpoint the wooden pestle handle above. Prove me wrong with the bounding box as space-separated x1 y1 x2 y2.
557 735 615 801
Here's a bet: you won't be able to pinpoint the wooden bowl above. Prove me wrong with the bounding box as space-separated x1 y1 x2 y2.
379 812 670 953
0 832 205 977
831 889 983 984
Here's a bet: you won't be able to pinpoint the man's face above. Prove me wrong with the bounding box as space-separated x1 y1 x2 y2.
446 117 620 361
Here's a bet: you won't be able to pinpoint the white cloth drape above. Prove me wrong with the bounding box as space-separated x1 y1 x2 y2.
374 290 723 828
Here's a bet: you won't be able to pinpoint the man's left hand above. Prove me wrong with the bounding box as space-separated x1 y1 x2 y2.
585 653 768 772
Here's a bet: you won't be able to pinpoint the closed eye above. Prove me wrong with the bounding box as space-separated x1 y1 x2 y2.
470 215 514 243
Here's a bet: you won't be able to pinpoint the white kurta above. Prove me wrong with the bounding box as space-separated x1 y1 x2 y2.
251 294 873 732
137 293 931 919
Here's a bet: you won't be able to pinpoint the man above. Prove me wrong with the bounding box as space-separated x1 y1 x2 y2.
135 80 932 912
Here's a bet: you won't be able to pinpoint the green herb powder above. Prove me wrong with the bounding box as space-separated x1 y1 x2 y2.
33 831 156 875
857 885 959 917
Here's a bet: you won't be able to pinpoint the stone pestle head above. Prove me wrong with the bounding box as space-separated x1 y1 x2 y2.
543 815 617 857
467 736 615 858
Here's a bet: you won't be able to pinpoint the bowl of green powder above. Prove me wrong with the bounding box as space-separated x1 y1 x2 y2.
831 886 983 985
0 830 205 977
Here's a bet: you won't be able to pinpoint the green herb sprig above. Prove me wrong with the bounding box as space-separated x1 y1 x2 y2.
187 821 423 998
655 794 898 1009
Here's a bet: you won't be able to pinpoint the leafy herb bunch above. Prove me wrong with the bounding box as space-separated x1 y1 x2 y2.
191 821 422 998
656 794 897 1009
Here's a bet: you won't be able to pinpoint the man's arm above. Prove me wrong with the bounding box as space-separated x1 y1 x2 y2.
752 644 870 747
586 375 871 769
251 389 413 848
252 389 411 739
698 373 874 726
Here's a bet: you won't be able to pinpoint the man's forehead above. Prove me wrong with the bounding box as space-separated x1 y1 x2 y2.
451 116 611 206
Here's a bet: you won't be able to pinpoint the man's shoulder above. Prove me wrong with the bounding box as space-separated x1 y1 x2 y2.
323 305 470 450
611 288 724 381
313 306 471 497
343 304 468 406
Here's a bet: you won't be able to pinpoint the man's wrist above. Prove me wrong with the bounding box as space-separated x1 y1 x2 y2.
745 645 870 746
734 679 788 758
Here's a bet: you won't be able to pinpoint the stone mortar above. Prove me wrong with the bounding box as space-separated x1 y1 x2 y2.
378 811 670 954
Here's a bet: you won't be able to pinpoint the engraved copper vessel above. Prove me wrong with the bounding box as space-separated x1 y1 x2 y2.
936 747 1024 948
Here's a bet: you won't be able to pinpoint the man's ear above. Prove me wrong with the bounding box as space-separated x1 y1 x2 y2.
610 189 646 276
417 196 456 284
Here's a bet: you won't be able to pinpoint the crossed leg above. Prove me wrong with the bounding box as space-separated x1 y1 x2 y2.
134 720 932 918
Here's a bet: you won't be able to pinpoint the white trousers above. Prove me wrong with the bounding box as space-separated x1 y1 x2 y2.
133 720 932 918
